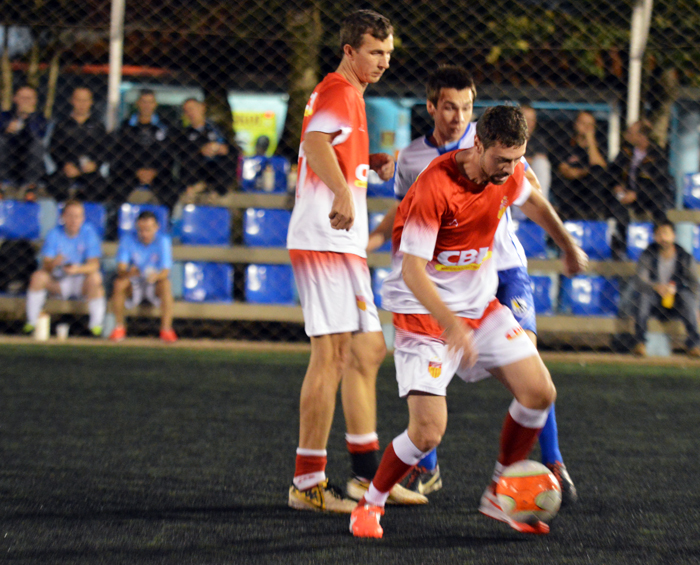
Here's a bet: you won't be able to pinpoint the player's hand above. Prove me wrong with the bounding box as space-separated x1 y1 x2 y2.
329 188 355 231
128 266 141 278
6 119 23 134
53 254 65 266
146 273 159 284
370 153 395 181
443 319 477 370
63 264 78 275
562 246 588 276
366 231 386 254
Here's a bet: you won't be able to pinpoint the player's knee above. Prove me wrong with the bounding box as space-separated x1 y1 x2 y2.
29 270 48 289
410 425 443 452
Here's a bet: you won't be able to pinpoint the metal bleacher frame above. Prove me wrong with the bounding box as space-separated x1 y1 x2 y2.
1 196 699 342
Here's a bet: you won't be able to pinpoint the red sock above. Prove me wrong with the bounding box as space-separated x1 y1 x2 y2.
372 443 413 494
294 452 327 490
498 412 542 467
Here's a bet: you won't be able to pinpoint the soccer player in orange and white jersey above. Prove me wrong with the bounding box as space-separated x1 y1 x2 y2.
286 10 426 514
350 106 588 538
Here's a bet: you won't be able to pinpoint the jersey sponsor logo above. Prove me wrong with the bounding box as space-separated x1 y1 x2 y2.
510 296 529 317
354 164 368 189
435 247 491 271
356 295 367 311
505 325 525 340
428 359 442 379
497 196 509 219
304 92 318 117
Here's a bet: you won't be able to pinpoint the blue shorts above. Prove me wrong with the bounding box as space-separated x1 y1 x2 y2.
497 266 537 334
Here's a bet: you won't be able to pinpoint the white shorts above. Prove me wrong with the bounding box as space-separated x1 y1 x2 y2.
125 277 160 309
56 275 86 300
289 249 382 337
392 303 538 397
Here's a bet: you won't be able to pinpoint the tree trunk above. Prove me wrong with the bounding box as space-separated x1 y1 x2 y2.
649 67 679 150
44 49 60 119
277 3 321 161
1 31 11 111
27 39 40 88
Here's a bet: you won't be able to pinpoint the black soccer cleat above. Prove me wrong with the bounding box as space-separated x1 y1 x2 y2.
546 462 578 505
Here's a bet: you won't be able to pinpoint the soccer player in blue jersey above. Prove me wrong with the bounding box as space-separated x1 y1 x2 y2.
109 210 177 342
24 200 106 335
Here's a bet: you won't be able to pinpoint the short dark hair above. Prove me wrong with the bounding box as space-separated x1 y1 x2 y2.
637 119 653 138
182 97 203 106
476 106 529 150
138 89 156 99
339 10 392 52
137 210 158 223
62 199 83 213
426 65 476 106
654 218 674 233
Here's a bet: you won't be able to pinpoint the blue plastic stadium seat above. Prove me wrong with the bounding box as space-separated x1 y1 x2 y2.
627 222 653 261
563 220 611 260
119 203 169 237
57 202 106 240
683 173 700 209
245 264 296 305
183 262 233 302
514 219 547 259
368 212 391 253
0 201 40 239
243 208 291 247
240 156 290 193
180 205 231 246
372 267 391 309
530 275 554 315
559 275 619 316
693 225 700 261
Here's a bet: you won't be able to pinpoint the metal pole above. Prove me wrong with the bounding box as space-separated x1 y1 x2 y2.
107 0 126 132
627 0 653 126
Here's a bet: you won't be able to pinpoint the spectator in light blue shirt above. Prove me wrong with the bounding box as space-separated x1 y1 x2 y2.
24 200 106 335
109 210 177 342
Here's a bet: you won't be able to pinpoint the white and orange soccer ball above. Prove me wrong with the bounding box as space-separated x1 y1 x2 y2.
495 460 562 524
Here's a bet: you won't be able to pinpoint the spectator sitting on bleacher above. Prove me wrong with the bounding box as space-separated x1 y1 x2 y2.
24 200 106 336
109 210 177 343
551 111 610 221
610 119 674 221
632 219 700 358
174 98 237 207
0 85 49 200
49 87 108 202
111 89 174 207
521 104 551 202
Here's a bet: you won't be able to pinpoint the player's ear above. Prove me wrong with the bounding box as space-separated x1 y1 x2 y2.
342 43 355 60
426 99 437 119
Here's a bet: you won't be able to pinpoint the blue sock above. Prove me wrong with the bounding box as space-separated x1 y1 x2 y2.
539 404 563 465
418 448 438 471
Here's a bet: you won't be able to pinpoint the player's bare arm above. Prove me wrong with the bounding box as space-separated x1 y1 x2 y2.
402 253 477 367
63 257 100 276
366 201 398 253
116 262 140 279
302 130 355 231
519 188 588 276
42 254 64 273
557 162 589 181
524 166 541 192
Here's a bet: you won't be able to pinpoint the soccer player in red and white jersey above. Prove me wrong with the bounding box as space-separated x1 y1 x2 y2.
286 10 426 513
370 67 578 503
350 106 588 538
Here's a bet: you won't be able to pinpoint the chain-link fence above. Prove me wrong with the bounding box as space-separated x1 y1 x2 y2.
1 0 699 355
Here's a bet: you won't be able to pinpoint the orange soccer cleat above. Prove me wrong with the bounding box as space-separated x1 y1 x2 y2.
109 326 126 342
160 328 178 343
349 502 385 538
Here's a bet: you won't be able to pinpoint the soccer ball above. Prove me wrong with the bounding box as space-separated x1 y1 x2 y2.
496 460 562 523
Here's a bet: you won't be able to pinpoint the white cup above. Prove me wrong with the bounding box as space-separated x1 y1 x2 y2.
34 313 50 341
56 323 70 341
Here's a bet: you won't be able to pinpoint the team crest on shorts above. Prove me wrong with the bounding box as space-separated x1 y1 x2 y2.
356 295 367 311
506 326 525 340
510 296 529 317
428 359 442 379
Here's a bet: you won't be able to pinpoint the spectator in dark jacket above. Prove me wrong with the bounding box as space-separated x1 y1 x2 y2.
0 85 49 199
111 89 174 206
633 219 700 358
174 98 237 206
49 87 108 201
610 119 674 221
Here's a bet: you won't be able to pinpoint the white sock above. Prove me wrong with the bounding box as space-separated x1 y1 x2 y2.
88 297 106 329
26 290 47 325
